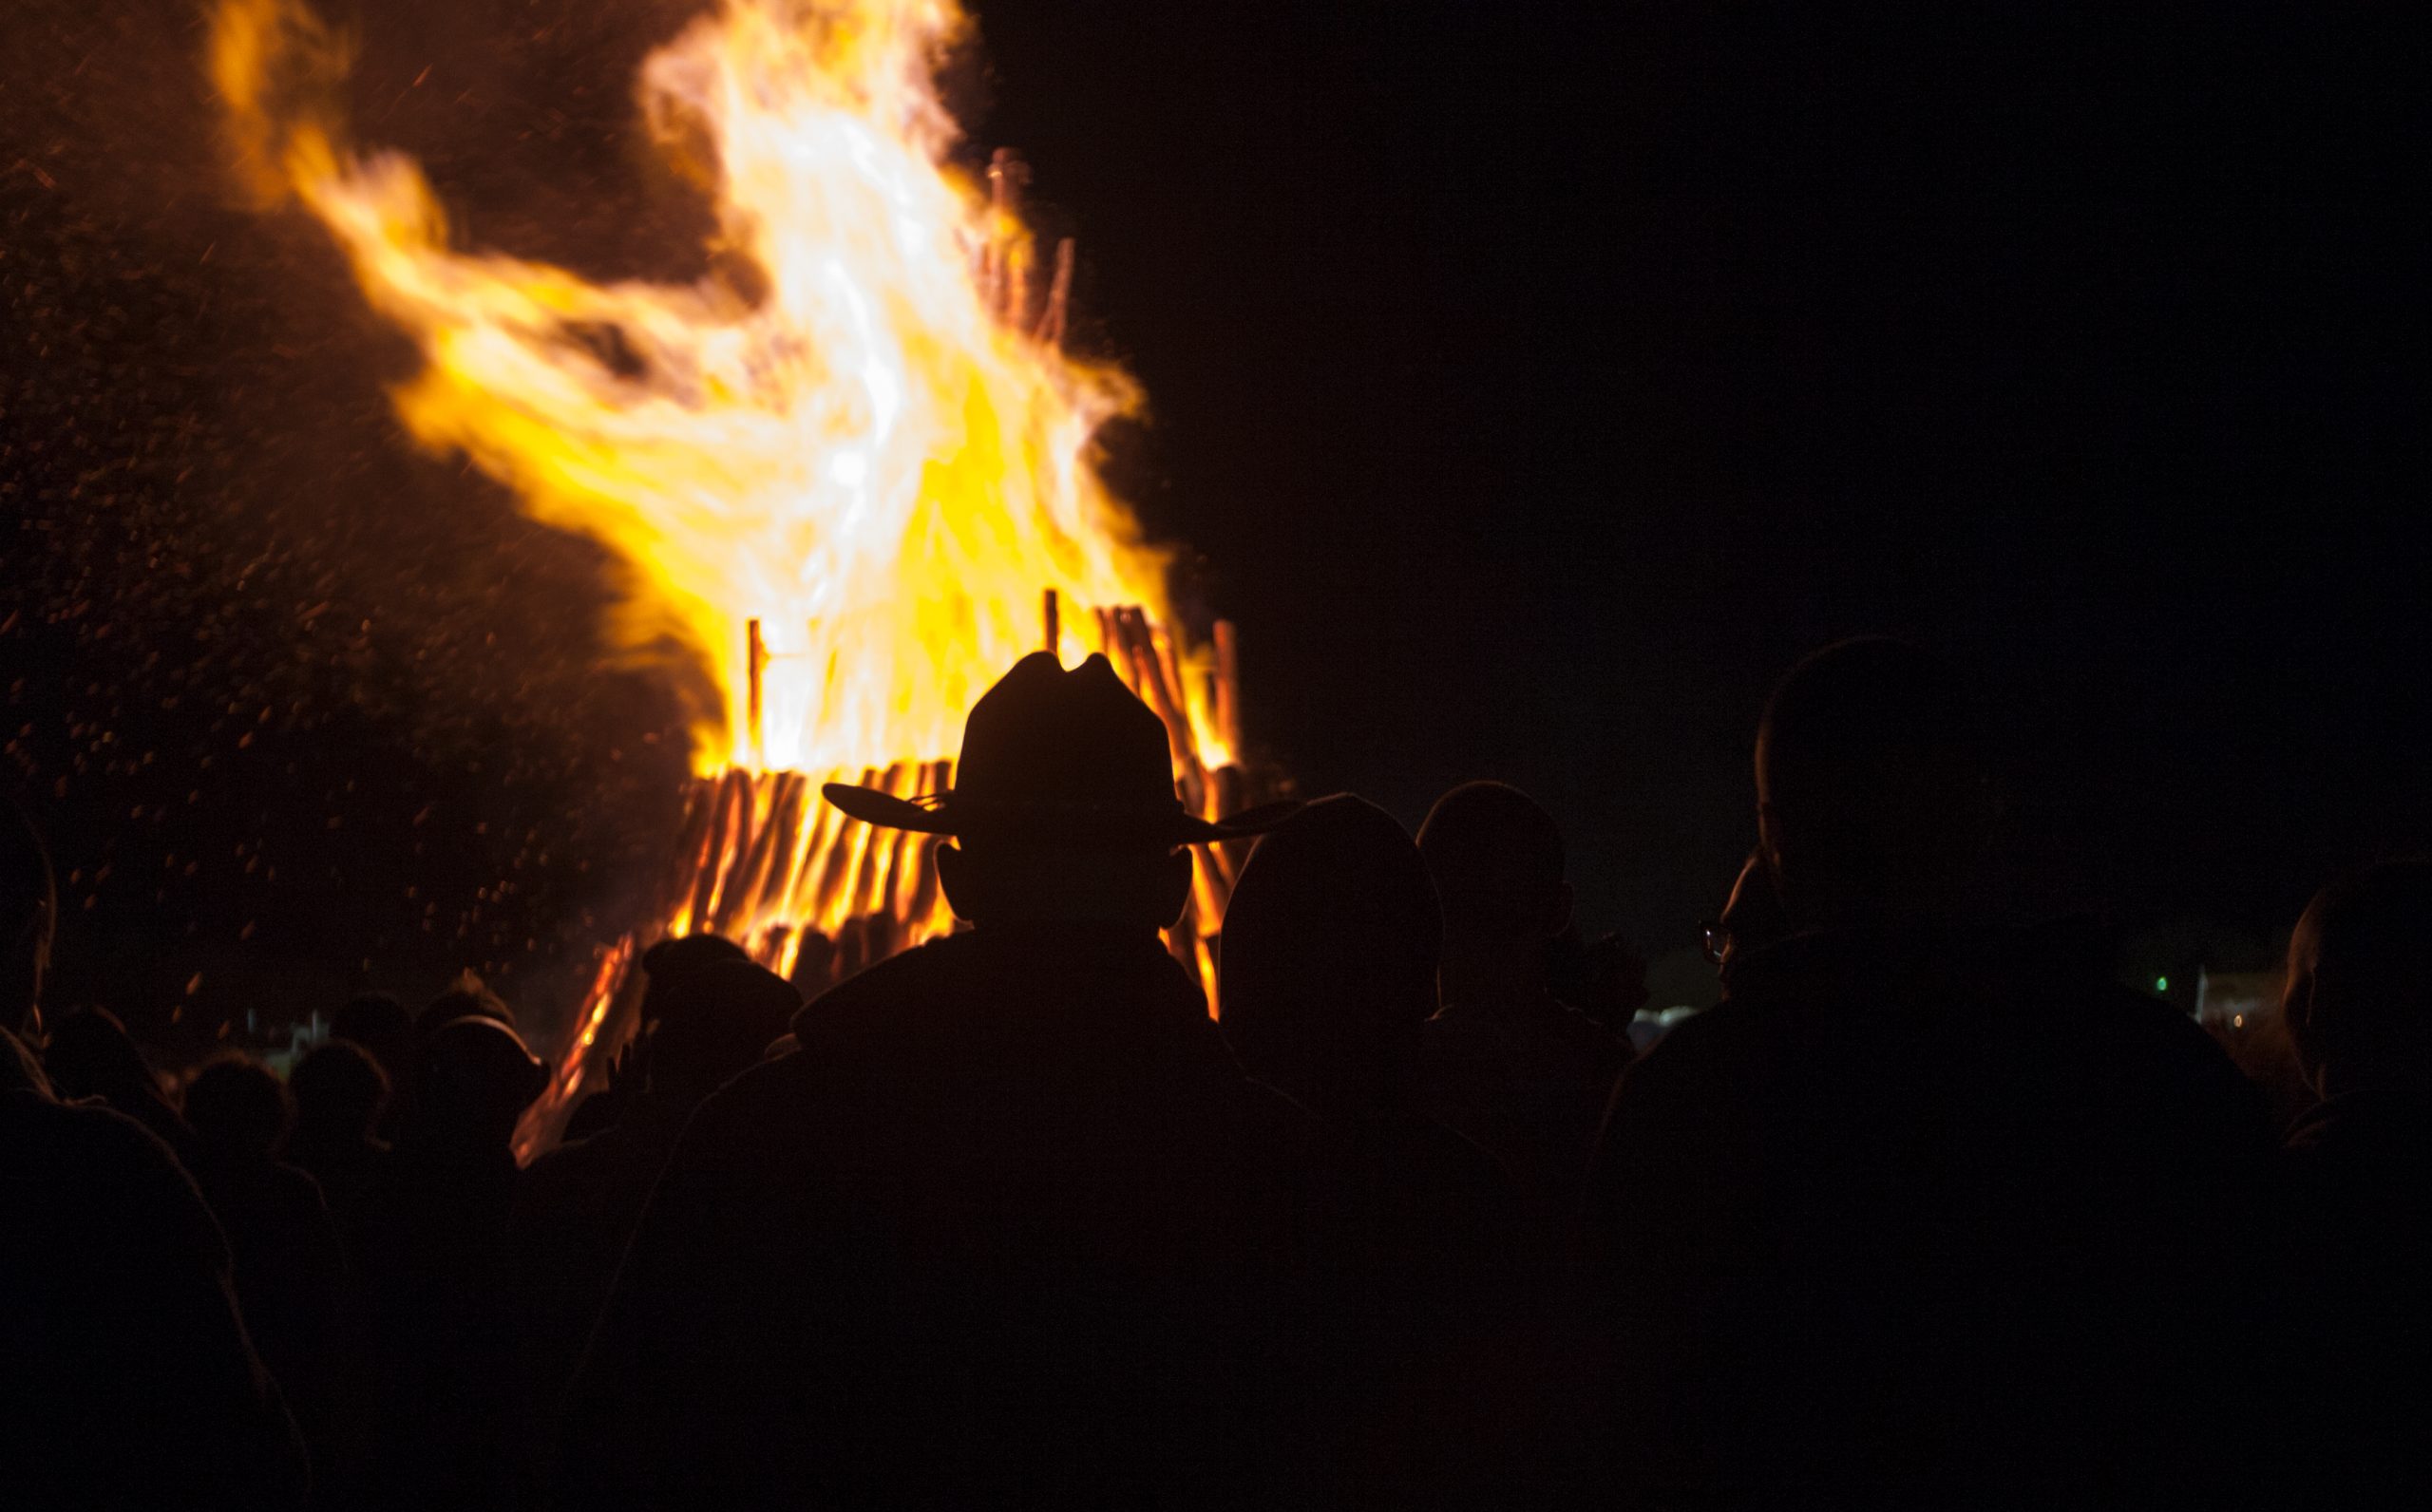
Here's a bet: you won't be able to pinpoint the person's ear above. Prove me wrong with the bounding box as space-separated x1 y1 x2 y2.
1155 847 1193 930
1757 803 1789 888
2282 956 2323 1093
936 841 978 923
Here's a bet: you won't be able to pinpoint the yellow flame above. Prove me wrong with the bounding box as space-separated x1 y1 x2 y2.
211 0 1229 776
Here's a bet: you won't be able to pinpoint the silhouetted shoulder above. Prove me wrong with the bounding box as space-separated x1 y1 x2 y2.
9 1092 230 1261
2074 974 2242 1060
787 931 962 1042
2022 960 2270 1139
1605 992 1766 1101
1628 993 1745 1061
1589 995 1758 1180
676 1033 814 1133
3 1091 309 1510
516 1118 645 1227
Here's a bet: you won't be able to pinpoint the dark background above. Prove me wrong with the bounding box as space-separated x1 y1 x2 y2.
5 1 2424 1045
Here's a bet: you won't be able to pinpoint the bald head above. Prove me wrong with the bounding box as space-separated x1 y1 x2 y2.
1756 639 1998 930
1419 782 1570 948
1221 796 1441 1115
2284 860 2432 1093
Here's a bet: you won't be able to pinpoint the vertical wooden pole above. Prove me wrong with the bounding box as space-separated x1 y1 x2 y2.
1042 587 1060 658
1213 618 1241 757
746 617 768 766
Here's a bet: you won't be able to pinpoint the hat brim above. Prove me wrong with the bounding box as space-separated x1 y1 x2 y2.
821 783 1302 845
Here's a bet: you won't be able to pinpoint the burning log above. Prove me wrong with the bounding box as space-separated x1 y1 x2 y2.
1213 619 1241 755
1036 238 1075 349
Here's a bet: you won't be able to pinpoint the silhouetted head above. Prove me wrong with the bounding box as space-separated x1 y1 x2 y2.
1755 638 1999 931
1220 796 1442 1119
415 972 516 1044
823 653 1296 931
408 1014 548 1155
184 1055 292 1161
640 934 750 1001
1420 783 1570 945
332 992 413 1081
290 1038 389 1143
2283 860 2432 1097
2 796 55 1042
645 956 802 1101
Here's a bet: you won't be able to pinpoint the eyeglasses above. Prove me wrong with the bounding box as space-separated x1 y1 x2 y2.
1700 919 1728 967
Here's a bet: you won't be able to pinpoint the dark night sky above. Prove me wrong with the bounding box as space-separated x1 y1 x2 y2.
5 1 2425 1037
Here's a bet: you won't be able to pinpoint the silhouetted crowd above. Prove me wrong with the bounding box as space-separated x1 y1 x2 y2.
5 639 2428 1508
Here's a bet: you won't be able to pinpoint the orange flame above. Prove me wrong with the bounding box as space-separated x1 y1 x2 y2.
209 0 1231 777
214 3 1260 1147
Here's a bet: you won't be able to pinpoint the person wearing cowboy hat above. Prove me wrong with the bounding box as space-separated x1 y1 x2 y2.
562 652 1313 1509
818 651 1301 925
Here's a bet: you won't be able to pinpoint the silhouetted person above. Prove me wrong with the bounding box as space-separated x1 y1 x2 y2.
184 1054 351 1490
360 1014 548 1510
512 944 797 1469
1585 639 2270 1503
1221 794 1527 1503
39 1001 199 1165
562 652 1304 1509
1 799 308 1508
1416 781 1630 1215
559 934 750 1143
555 1049 632 1143
286 1036 391 1246
283 1036 391 1502
332 991 414 1141
2274 860 2432 1501
415 971 517 1043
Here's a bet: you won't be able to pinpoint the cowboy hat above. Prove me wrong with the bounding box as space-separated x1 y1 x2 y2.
822 652 1298 846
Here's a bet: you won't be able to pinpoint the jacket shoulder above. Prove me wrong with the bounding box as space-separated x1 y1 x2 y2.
10 1095 232 1267
788 933 965 1039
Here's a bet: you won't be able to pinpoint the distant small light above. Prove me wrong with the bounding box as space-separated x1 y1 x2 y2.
2233 1014 2246 1029
2155 975 2169 992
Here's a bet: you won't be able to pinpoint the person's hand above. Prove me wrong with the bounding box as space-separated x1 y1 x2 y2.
604 1037 636 1096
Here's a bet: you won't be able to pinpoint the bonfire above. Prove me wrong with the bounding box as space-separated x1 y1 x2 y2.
210 0 1266 1146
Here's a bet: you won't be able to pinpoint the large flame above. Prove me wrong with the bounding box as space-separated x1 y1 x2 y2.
212 0 1258 1136
210 0 1227 776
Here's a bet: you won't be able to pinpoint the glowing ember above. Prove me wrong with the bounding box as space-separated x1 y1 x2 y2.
210 0 1261 1141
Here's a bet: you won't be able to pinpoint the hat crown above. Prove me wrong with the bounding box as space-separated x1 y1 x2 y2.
950 652 1181 822
819 652 1300 846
